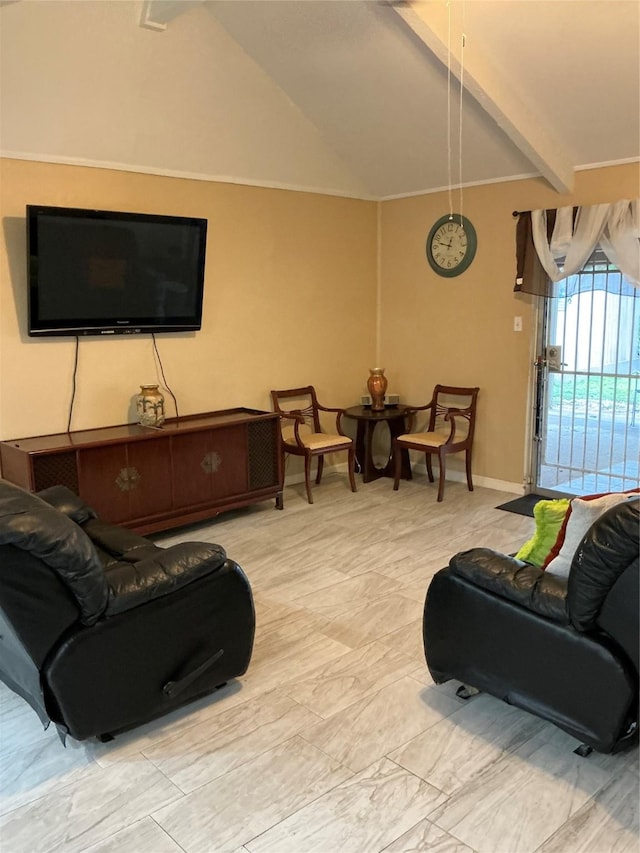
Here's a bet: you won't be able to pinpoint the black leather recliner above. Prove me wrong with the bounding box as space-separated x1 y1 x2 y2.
0 479 255 742
424 498 639 754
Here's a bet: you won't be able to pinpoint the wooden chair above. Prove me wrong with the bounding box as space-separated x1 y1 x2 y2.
270 386 357 504
392 385 479 502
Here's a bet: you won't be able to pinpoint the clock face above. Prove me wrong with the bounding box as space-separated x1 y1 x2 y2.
426 214 477 277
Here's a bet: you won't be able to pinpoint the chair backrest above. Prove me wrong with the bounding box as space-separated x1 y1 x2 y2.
271 386 322 435
0 482 95 728
568 498 639 633
0 482 108 622
429 385 479 444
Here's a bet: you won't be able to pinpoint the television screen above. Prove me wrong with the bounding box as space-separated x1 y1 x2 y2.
27 205 208 336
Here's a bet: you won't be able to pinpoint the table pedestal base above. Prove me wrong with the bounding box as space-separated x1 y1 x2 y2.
345 406 413 484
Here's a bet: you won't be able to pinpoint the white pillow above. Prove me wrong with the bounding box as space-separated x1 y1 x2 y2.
545 492 634 579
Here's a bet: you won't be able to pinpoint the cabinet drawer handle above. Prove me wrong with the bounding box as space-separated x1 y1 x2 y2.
116 466 141 492
201 451 221 474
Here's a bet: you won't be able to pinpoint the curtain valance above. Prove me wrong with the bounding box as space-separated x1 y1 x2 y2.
514 199 640 296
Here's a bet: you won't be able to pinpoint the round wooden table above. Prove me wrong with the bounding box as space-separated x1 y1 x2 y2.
344 405 413 483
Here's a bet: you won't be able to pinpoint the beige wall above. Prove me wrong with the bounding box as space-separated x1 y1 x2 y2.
0 158 377 440
379 162 640 489
1 157 637 491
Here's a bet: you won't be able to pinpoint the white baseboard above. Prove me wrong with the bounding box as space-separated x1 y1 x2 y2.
437 468 525 496
283 461 524 496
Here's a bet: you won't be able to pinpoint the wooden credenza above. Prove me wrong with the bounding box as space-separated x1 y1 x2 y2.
0 409 283 534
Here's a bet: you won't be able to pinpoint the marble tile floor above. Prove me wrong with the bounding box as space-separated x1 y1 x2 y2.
0 475 637 853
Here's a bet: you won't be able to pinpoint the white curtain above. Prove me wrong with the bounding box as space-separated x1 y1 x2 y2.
531 199 640 287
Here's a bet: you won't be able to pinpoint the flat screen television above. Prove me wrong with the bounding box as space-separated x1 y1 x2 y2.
27 205 208 336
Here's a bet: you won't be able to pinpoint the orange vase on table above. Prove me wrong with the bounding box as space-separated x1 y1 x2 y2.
367 368 388 411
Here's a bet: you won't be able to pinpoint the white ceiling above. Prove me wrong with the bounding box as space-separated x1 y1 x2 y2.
1 0 639 199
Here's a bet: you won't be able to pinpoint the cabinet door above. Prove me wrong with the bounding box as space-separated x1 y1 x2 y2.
126 438 172 520
171 426 248 509
171 430 215 508
209 425 248 498
78 438 172 524
77 445 130 523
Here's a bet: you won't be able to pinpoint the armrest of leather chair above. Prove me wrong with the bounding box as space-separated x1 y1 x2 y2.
36 485 97 525
81 518 160 567
44 558 254 740
105 542 228 616
449 547 570 624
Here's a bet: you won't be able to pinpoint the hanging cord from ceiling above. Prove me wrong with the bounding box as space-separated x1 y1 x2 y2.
458 6 466 223
446 0 453 219
152 333 180 419
446 0 466 226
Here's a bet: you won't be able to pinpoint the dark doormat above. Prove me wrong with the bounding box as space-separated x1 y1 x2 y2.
496 493 545 517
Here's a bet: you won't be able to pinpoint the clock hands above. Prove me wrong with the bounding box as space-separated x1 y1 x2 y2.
434 237 466 251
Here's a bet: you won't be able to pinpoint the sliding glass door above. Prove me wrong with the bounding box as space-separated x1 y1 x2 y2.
532 251 640 496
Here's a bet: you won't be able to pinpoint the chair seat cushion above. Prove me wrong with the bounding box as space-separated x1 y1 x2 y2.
397 430 450 448
284 433 351 451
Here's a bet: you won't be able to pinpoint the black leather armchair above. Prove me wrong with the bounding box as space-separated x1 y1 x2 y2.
424 498 639 754
0 480 255 742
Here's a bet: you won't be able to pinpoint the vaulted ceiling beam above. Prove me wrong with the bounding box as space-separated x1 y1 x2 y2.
394 2 575 194
139 0 203 31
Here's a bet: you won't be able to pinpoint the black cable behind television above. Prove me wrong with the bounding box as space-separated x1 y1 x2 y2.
27 205 208 337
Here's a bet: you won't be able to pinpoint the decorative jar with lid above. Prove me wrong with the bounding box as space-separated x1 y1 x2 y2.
136 385 165 427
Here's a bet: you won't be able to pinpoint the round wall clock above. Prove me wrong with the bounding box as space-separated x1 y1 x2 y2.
426 214 477 277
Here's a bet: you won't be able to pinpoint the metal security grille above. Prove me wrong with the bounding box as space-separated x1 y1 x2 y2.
535 250 640 495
